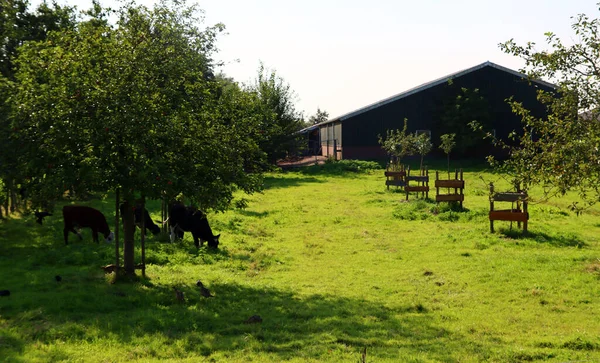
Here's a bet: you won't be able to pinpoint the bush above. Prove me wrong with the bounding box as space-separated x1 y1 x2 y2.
301 160 381 175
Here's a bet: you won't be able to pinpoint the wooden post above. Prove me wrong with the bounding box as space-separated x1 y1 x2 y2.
523 193 528 232
435 171 439 204
425 167 429 199
405 167 410 200
141 195 146 277
459 169 464 208
489 183 494 233
115 189 120 274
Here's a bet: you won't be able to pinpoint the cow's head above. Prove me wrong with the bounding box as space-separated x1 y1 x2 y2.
208 234 220 249
105 231 115 244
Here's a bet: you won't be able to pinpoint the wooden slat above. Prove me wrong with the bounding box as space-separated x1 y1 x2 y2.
406 176 429 182
385 180 406 186
489 210 529 222
385 171 406 177
435 180 464 188
492 192 526 202
405 186 429 192
436 194 465 202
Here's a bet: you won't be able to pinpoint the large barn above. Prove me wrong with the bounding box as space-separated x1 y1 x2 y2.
302 61 556 160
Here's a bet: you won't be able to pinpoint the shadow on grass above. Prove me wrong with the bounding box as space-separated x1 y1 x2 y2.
0 275 491 362
498 228 586 248
236 210 270 218
0 214 494 362
263 175 325 190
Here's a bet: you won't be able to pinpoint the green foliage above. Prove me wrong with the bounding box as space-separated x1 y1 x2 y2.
300 159 380 175
436 83 492 156
247 63 305 163
308 107 329 126
414 133 433 169
378 118 415 165
499 5 600 211
11 1 263 210
0 0 77 213
440 133 456 174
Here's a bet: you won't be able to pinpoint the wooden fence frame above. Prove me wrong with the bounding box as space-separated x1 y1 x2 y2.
385 163 406 190
405 166 429 200
435 169 465 207
488 182 529 232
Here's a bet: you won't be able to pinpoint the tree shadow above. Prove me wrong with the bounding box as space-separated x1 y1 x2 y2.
498 228 586 248
236 210 269 218
263 175 325 190
0 275 492 362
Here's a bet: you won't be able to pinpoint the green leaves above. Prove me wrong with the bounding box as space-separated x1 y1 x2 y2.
499 4 600 209
10 0 264 212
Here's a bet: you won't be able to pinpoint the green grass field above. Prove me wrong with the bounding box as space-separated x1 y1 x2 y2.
1 161 600 362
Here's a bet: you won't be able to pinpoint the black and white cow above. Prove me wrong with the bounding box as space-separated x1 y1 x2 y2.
168 202 220 249
119 204 161 236
62 205 114 245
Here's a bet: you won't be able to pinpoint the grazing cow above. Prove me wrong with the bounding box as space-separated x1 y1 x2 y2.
168 202 220 248
119 204 161 236
62 205 114 245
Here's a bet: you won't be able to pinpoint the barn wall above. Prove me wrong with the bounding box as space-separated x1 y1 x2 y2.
340 65 553 160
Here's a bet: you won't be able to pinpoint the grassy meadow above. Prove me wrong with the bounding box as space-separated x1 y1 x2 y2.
1 160 600 362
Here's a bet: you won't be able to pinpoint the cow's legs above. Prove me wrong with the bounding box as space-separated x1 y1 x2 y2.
192 232 200 249
92 229 99 243
64 223 81 244
63 227 70 245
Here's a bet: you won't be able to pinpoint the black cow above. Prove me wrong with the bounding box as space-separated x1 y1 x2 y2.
169 203 220 249
63 205 114 244
119 204 161 236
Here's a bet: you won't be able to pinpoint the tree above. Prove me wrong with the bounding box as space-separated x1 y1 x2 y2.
436 81 492 156
12 0 264 275
498 4 600 211
0 0 76 214
308 108 329 125
247 63 305 164
414 133 433 170
439 133 456 176
378 119 415 166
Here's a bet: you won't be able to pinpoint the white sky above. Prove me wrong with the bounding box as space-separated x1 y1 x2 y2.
30 0 600 119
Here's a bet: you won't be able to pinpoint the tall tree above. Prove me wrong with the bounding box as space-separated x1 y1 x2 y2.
248 63 305 164
498 4 600 211
308 108 329 125
12 0 263 275
0 0 76 214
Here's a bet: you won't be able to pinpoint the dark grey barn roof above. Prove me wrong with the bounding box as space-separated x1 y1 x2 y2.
301 61 555 132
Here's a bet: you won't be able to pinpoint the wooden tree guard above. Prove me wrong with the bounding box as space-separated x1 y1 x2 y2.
435 169 465 207
405 166 429 200
489 182 528 233
385 163 406 190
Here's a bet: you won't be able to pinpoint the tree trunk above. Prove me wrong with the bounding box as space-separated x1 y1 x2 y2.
7 179 16 213
114 189 120 275
140 195 146 277
121 198 136 276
